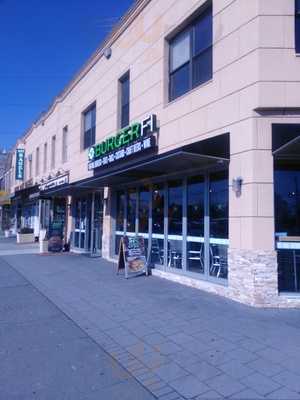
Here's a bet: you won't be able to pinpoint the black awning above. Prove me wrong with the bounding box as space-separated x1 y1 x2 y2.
12 184 40 201
273 135 300 160
40 184 91 198
76 150 229 189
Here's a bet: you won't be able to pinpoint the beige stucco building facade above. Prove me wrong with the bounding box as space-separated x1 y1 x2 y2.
4 0 300 308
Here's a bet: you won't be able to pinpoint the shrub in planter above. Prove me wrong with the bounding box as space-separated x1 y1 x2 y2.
17 227 35 244
19 227 34 234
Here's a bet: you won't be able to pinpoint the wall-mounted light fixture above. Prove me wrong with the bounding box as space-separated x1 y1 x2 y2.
232 177 243 197
103 47 112 59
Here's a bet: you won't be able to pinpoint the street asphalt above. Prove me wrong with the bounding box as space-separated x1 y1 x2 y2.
1 238 300 399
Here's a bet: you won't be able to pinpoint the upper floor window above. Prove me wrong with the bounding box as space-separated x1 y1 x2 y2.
296 0 300 53
169 3 212 101
28 154 32 180
35 147 40 176
51 135 56 169
83 103 96 150
43 142 47 173
119 72 130 128
62 126 68 163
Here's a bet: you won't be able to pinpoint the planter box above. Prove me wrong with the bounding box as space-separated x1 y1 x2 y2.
17 233 35 244
40 240 49 253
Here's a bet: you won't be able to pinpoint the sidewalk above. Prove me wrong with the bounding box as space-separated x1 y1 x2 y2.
0 256 155 400
2 252 300 400
0 237 39 256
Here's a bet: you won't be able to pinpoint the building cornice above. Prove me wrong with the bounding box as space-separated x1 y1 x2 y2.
23 0 151 142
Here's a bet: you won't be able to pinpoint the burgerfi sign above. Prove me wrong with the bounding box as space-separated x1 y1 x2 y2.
88 114 157 162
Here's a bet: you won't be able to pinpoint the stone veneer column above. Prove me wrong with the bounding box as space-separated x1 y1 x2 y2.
228 121 278 307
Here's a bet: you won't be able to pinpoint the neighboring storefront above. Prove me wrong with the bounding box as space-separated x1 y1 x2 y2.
12 184 40 237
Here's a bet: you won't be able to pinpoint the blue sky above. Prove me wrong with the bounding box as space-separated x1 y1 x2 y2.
0 0 134 150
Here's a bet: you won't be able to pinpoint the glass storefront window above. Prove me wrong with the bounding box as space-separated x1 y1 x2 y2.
138 186 150 254
168 180 183 269
115 191 125 254
187 176 204 274
113 169 229 281
138 187 149 234
275 164 300 292
127 189 137 233
209 171 229 279
152 183 165 266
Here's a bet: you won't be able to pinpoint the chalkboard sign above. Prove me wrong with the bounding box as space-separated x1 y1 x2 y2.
117 236 148 279
48 221 63 252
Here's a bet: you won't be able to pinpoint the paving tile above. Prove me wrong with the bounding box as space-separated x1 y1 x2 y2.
238 338 266 353
158 391 182 400
169 375 210 399
283 356 300 376
256 348 287 364
113 334 141 347
241 372 282 396
154 341 183 356
144 333 169 346
182 338 211 355
229 388 265 399
168 350 201 369
184 361 222 381
126 342 154 358
208 338 237 353
152 362 189 383
206 373 246 397
201 349 233 366
272 370 300 392
156 325 184 336
166 332 195 346
138 351 170 369
151 385 175 397
246 358 284 378
227 348 259 364
195 389 224 399
218 359 254 379
266 387 300 400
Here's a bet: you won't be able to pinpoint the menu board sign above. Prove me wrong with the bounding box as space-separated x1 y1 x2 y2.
117 236 148 279
48 221 63 252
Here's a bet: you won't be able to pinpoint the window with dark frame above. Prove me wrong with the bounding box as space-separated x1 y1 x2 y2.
120 72 130 128
169 3 212 102
296 0 300 53
83 103 96 150
35 147 40 176
51 135 56 169
62 125 68 163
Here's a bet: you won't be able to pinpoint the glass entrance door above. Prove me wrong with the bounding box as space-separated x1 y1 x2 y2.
90 193 103 256
74 198 88 250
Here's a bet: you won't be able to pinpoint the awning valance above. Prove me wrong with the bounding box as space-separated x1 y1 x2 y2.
76 149 229 189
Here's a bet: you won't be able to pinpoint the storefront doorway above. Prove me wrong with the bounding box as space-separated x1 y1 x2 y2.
72 193 103 255
114 169 229 282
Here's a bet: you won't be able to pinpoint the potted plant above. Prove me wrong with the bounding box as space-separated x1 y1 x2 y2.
39 230 49 253
17 227 35 244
